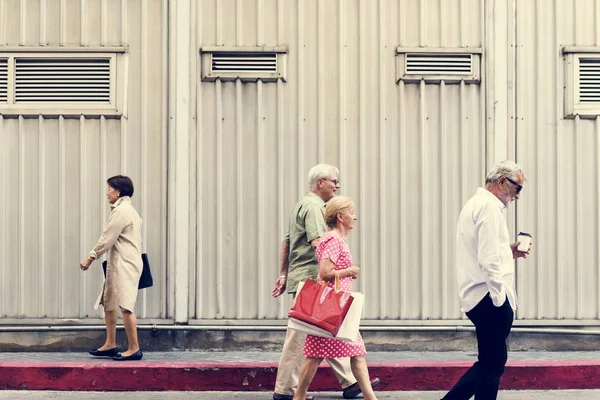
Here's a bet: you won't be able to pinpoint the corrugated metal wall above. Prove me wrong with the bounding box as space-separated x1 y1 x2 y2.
191 0 486 322
0 0 167 320
515 0 600 323
5 0 598 326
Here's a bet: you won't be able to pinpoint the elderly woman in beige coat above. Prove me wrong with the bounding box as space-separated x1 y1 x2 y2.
80 175 143 361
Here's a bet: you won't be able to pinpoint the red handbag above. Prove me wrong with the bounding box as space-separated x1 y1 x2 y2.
288 274 354 337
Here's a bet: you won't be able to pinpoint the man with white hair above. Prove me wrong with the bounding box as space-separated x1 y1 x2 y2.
271 164 379 400
442 160 531 400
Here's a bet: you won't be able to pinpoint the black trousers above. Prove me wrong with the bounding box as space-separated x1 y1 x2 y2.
442 294 514 400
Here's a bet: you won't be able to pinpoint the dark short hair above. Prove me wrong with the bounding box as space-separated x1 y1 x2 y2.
107 175 134 197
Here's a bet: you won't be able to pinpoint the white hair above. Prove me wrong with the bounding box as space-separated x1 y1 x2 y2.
308 164 339 189
485 160 525 184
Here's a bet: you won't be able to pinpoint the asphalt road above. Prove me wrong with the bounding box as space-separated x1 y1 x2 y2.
0 391 599 399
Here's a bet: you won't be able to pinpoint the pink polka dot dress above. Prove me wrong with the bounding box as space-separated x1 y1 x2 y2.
302 230 366 359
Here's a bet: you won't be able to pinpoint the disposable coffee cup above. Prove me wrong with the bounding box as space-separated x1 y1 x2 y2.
517 232 532 252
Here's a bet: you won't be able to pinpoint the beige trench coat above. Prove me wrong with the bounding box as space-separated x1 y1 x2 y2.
89 196 143 313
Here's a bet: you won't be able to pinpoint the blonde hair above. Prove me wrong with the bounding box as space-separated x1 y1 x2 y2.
324 196 354 229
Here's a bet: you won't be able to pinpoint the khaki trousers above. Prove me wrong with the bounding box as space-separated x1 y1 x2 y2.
274 326 356 396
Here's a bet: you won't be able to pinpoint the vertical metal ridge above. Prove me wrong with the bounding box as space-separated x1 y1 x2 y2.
484 0 494 166
399 0 406 319
58 116 66 317
596 118 600 317
399 0 405 47
596 0 600 46
19 0 25 45
172 0 191 323
162 0 168 318
120 116 127 174
195 0 203 318
140 0 148 319
460 0 465 46
0 0 6 45
511 0 518 316
479 0 485 164
277 0 283 44
276 0 284 318
535 0 542 318
0 115 5 316
257 0 263 45
235 79 243 319
81 0 88 46
461 78 468 318
216 0 222 45
478 0 485 311
378 0 386 318
40 0 47 45
101 0 107 46
338 0 345 185
214 8 223 332
99 115 109 248
440 0 446 47
60 0 66 46
257 80 264 318
236 0 242 45
419 0 425 47
167 0 176 319
419 79 427 318
574 116 582 319
188 0 197 320
440 80 448 318
554 0 562 318
575 0 580 44
399 81 407 318
100 115 107 311
216 79 223 318
18 116 24 317
276 79 284 317
317 0 324 161
79 116 87 317
297 0 304 196
120 0 127 45
257 0 265 319
358 0 366 295
38 116 46 317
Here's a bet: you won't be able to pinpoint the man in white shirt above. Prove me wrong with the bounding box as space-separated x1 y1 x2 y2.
442 160 531 400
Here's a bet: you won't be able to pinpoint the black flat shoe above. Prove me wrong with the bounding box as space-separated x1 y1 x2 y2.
343 377 381 399
272 395 314 400
88 347 118 357
112 350 143 361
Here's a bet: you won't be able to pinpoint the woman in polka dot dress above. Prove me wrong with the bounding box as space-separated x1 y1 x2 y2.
293 196 377 400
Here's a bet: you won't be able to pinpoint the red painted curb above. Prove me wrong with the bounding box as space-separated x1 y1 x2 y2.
1 361 600 391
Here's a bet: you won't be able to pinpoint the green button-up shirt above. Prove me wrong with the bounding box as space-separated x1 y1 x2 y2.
284 192 328 294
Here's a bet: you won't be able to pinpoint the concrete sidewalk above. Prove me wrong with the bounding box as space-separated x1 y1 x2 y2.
2 390 600 399
0 351 599 392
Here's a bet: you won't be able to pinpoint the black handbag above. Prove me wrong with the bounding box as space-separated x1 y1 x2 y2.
102 253 153 290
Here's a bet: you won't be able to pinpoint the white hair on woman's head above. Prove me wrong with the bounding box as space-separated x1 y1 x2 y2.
485 160 525 184
308 164 339 189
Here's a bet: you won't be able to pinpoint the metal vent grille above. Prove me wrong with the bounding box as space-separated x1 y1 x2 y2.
211 52 277 73
406 53 472 75
579 58 600 103
14 57 111 103
0 59 7 102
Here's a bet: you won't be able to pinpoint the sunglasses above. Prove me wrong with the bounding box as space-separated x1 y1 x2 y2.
505 177 523 194
321 178 340 186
